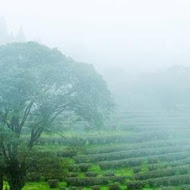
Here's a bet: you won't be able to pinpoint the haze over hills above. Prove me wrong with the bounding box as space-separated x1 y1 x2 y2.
106 65 190 111
0 17 25 45
1 18 190 113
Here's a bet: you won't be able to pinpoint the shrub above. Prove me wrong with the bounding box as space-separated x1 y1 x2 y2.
161 187 174 190
104 172 115 177
26 172 41 182
69 186 82 190
27 152 69 181
92 185 101 190
109 183 121 190
128 174 190 189
99 152 189 170
79 163 93 172
57 148 77 157
181 185 190 190
48 179 59 188
66 176 125 186
134 165 190 180
68 165 80 172
67 172 78 177
85 172 98 177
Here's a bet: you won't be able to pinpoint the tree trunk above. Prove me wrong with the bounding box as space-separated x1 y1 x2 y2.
6 159 26 190
0 173 3 190
8 172 25 190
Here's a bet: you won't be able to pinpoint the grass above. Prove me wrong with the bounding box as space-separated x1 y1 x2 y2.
3 181 67 190
22 182 67 190
100 187 109 190
3 181 9 190
23 182 54 190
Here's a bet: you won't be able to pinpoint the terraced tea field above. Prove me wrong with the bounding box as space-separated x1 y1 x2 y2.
35 109 190 190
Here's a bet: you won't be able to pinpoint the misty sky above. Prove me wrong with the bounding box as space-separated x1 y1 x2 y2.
1 0 190 74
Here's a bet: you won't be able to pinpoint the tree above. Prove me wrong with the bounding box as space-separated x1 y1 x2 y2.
0 164 3 190
0 42 113 190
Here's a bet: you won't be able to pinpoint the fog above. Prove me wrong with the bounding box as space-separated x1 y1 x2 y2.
2 0 190 76
2 2 190 189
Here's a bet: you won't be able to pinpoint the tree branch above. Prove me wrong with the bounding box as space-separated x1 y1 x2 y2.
49 103 72 124
0 109 10 128
19 101 34 130
28 121 43 149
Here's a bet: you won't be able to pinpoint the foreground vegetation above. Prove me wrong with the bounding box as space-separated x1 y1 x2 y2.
2 109 190 190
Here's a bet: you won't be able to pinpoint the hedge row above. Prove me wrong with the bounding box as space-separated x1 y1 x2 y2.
69 163 93 172
33 130 190 146
134 164 190 180
65 176 125 186
57 149 78 157
86 131 171 145
37 137 86 146
74 145 190 163
161 185 190 190
98 152 189 169
67 172 99 177
85 139 190 155
132 158 190 173
35 130 178 146
127 174 190 189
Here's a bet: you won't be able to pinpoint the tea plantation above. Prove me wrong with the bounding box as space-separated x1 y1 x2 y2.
10 108 190 190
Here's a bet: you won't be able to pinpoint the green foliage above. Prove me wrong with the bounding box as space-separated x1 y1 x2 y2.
92 185 101 190
88 165 101 172
141 163 149 173
85 172 99 177
22 182 61 190
108 183 121 190
100 187 109 190
134 165 190 180
0 42 113 140
0 42 113 189
78 172 86 178
128 174 190 189
48 179 59 188
57 147 78 157
65 176 125 186
26 151 69 181
115 168 133 177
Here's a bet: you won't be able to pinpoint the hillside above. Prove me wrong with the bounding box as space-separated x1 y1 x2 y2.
21 107 190 190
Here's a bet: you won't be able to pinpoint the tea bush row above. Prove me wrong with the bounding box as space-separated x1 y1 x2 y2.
74 145 190 163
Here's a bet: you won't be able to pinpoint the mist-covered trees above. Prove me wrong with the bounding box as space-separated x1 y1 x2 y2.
0 17 25 45
0 42 113 190
109 66 190 110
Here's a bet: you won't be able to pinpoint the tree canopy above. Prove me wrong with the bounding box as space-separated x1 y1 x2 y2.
0 42 113 190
